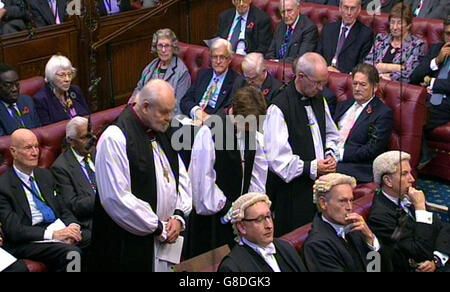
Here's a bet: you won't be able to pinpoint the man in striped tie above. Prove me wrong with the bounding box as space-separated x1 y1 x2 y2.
51 117 97 241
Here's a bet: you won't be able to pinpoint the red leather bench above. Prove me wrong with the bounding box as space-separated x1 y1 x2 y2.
252 0 444 50
421 123 450 181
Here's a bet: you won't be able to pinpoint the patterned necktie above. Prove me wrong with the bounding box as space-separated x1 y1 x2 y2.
8 104 25 128
48 0 61 24
430 58 450 105
338 103 362 148
83 157 97 193
279 26 293 59
29 176 56 224
199 77 219 110
230 16 243 51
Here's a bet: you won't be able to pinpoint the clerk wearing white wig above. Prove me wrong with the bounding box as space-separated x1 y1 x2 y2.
218 192 307 272
368 150 450 272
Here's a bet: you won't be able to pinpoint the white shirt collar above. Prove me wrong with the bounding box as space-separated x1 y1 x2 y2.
213 69 228 80
322 215 346 239
13 165 34 183
241 237 276 257
381 190 411 208
340 21 355 31
235 10 249 22
1 101 16 109
71 147 85 164
355 97 374 109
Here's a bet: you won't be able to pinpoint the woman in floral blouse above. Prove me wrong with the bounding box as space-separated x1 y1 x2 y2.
364 3 425 83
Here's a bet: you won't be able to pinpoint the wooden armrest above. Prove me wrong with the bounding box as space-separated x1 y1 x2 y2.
426 201 448 214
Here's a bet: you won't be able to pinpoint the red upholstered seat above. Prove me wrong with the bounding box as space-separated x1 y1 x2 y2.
421 122 450 181
178 42 210 83
19 76 45 97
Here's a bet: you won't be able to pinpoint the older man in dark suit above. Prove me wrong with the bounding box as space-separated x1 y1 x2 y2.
0 0 29 34
26 0 67 27
334 64 393 183
217 0 273 55
317 0 374 74
405 0 450 20
180 38 238 122
303 173 380 272
410 17 450 132
0 129 84 272
265 0 318 64
230 53 282 104
51 117 96 238
368 151 450 272
0 64 40 137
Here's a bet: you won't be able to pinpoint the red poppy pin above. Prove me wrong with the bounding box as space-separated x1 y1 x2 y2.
247 22 255 29
22 107 30 115
262 88 270 96
366 105 373 115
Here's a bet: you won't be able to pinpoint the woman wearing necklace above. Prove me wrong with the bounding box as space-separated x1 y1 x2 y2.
34 55 90 126
130 28 191 115
364 3 425 83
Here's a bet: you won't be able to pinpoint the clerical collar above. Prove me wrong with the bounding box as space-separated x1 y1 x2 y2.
129 106 157 140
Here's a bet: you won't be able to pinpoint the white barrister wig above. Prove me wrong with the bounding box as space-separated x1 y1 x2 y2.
313 173 356 206
372 151 411 185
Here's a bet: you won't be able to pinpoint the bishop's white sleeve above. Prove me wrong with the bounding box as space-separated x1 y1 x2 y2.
263 104 305 183
324 98 341 160
188 126 227 215
248 131 269 193
175 155 193 217
0 2 4 9
95 126 160 236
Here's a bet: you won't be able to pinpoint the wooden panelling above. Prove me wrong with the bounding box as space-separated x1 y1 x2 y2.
0 0 233 111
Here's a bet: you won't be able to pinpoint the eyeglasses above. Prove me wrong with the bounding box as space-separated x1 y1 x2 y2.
55 72 74 79
157 43 173 50
211 55 229 62
300 73 328 88
242 213 273 225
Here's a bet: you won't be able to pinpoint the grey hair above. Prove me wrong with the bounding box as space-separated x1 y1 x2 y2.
295 52 327 76
279 0 301 9
373 151 411 185
210 38 233 58
66 116 88 140
45 55 76 84
151 28 179 55
242 53 266 75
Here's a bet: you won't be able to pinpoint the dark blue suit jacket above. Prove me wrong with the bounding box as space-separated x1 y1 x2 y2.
0 95 41 136
334 97 393 183
33 84 90 126
317 20 374 74
180 68 238 116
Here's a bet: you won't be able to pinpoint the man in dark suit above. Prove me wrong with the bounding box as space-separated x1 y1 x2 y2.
0 0 29 34
334 64 393 183
368 151 450 272
26 0 67 27
51 117 96 237
180 38 238 122
96 0 132 16
218 192 307 272
410 17 450 132
0 64 40 137
0 129 84 272
404 0 450 20
0 228 29 272
317 0 374 74
362 0 401 14
217 0 273 55
303 173 380 272
230 53 282 104
265 0 318 64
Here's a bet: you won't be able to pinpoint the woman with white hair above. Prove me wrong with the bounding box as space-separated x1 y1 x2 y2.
130 28 191 115
33 55 90 126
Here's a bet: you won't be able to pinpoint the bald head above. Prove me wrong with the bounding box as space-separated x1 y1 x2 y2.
10 129 39 174
295 53 329 98
134 79 176 133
